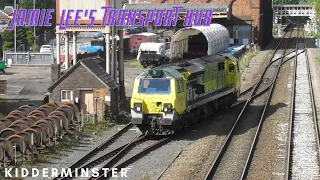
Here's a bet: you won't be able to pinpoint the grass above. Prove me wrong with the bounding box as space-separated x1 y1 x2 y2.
140 175 152 180
317 56 320 64
238 46 261 73
0 120 112 179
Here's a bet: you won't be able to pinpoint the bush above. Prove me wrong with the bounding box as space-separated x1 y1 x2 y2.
32 44 40 51
2 41 13 51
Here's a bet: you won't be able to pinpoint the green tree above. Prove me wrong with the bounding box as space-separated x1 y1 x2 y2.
26 30 34 45
19 0 56 34
16 27 27 46
1 30 14 51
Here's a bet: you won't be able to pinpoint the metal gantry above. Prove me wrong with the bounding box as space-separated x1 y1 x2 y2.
273 4 316 24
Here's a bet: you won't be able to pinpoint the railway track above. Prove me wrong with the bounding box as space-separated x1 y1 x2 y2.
286 26 320 179
203 24 295 180
87 136 171 180
53 123 134 180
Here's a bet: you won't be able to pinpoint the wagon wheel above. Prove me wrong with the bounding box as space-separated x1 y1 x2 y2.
48 112 69 130
0 146 6 162
19 105 37 112
15 132 32 152
16 108 30 117
11 120 29 128
8 123 29 132
0 122 6 131
28 110 46 117
28 115 43 122
43 103 59 111
25 103 37 108
0 128 17 139
44 117 62 136
4 115 20 122
23 128 41 147
57 106 74 124
35 120 54 140
29 112 46 120
9 110 26 119
0 119 12 127
36 108 51 117
18 117 36 126
64 102 80 116
8 135 28 156
0 138 13 161
30 125 48 145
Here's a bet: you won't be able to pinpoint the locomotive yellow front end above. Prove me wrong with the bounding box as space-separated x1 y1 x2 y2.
130 69 186 135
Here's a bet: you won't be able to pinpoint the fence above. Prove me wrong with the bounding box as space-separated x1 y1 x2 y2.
59 42 91 53
4 51 54 66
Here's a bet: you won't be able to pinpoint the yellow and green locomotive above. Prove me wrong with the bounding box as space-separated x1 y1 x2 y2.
130 53 241 135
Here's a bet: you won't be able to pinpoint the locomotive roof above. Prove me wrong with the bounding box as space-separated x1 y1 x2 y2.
139 53 237 79
156 53 237 74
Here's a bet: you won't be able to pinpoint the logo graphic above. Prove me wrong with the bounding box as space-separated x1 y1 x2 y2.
7 6 213 30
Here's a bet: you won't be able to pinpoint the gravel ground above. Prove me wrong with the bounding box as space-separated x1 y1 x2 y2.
158 107 243 180
22 122 138 180
212 36 291 180
240 40 279 94
0 66 51 100
145 39 280 180
246 48 293 180
19 38 283 180
307 46 320 139
290 49 320 179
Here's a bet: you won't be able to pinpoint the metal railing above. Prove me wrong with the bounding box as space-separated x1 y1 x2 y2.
4 51 54 66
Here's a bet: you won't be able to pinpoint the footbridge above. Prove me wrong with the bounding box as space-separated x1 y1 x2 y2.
273 4 316 23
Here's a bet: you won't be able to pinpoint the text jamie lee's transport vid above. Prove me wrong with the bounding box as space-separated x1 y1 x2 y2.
7 6 214 30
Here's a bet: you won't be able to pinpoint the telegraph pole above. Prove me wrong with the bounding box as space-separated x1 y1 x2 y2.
110 0 119 120
14 0 16 52
33 0 36 45
118 29 125 102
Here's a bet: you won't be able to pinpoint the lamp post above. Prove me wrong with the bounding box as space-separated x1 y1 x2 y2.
33 0 36 45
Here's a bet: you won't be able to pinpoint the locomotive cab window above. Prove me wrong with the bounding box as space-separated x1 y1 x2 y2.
138 78 171 94
177 79 184 93
218 62 225 71
229 64 235 72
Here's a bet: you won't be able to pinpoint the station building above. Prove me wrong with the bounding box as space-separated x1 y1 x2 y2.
124 0 273 48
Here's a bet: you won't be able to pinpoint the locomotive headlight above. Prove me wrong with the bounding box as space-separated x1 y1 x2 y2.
163 103 172 113
134 103 142 112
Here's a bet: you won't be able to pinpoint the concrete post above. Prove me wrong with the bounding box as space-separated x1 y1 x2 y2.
118 29 125 102
56 33 60 64
105 27 111 74
112 27 117 80
65 32 69 69
72 31 77 65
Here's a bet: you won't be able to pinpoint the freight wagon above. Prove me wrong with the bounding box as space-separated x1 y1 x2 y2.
129 33 159 55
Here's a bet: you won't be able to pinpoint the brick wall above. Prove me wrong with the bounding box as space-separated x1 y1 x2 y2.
50 64 107 103
143 0 272 47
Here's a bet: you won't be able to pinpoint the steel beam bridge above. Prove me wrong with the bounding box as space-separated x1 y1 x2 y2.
273 4 315 23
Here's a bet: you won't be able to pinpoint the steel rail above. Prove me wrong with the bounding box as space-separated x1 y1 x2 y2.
53 123 133 180
239 25 295 180
303 28 320 173
89 137 172 180
286 25 320 180
239 49 298 97
155 149 184 180
203 23 294 180
285 24 300 180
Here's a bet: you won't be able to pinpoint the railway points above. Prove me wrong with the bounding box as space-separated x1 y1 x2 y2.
0 1 319 179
